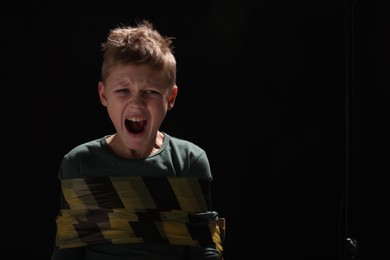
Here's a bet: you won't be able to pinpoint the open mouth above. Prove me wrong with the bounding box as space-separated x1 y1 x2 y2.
125 117 147 134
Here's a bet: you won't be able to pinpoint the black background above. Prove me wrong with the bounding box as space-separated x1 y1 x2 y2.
1 0 389 259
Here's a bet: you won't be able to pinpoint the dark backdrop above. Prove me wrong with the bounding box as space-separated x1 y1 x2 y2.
1 0 388 259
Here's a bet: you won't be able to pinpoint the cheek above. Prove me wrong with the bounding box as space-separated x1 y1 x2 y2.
107 104 123 123
151 100 168 113
154 105 169 122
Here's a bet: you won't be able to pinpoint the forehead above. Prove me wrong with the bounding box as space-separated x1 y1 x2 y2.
107 63 171 86
109 64 159 79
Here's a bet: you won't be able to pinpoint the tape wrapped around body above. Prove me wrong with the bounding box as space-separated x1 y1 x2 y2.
55 176 223 255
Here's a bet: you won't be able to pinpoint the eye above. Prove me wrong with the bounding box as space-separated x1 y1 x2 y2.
117 89 130 94
144 90 159 95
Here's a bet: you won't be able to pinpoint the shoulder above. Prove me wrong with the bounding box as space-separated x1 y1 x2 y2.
165 133 206 157
163 133 212 180
65 137 105 159
58 137 108 179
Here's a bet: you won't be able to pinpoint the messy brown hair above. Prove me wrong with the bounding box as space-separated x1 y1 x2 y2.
100 20 176 86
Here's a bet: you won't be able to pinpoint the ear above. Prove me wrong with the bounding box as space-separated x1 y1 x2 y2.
168 85 178 110
98 81 108 107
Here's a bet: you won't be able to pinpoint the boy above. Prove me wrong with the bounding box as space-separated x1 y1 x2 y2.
51 20 223 260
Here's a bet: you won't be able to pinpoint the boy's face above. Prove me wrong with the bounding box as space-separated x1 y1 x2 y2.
98 63 177 156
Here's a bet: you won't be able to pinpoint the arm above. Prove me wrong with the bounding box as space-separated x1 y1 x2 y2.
52 157 84 260
190 151 213 181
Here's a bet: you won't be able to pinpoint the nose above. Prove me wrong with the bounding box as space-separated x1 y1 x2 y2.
127 93 145 109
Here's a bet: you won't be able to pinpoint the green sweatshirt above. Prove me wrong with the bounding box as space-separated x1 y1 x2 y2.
52 133 221 260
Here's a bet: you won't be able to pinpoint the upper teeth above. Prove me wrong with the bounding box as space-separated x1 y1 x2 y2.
127 117 145 122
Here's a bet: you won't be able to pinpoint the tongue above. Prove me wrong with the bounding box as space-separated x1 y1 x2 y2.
128 121 145 134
